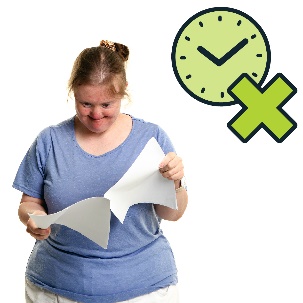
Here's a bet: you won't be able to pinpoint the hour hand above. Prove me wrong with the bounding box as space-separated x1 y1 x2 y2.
197 45 221 66
197 38 248 66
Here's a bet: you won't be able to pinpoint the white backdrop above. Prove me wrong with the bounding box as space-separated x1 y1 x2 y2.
2 0 302 302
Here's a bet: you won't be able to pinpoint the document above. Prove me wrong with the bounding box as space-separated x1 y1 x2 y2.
29 197 110 248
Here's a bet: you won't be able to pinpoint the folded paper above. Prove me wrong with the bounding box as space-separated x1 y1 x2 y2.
105 137 177 223
29 197 111 248
29 137 177 249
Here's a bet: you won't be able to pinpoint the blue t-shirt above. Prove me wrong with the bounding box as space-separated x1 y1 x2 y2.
13 115 178 303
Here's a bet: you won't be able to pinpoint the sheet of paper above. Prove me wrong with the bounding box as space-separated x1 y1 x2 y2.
29 137 177 248
105 137 177 223
29 197 111 248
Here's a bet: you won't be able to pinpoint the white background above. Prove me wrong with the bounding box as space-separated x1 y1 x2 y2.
1 0 302 302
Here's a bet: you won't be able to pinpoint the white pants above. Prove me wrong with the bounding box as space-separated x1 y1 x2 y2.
25 278 180 303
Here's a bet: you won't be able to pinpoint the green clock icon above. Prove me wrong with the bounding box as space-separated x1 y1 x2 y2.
171 7 271 106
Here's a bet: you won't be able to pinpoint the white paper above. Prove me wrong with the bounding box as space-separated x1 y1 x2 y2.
105 137 177 223
29 197 111 248
29 138 177 248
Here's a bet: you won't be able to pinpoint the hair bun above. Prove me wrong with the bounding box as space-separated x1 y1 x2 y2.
114 42 129 62
100 40 129 62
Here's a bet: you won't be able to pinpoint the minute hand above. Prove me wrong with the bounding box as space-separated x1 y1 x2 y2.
197 38 248 66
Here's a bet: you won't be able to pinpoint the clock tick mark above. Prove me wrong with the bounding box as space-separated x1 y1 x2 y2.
251 34 257 39
256 54 262 57
218 16 222 21
201 87 205 93
199 21 203 27
252 72 258 77
186 74 191 79
221 92 224 98
185 36 190 41
237 20 242 26
180 56 186 60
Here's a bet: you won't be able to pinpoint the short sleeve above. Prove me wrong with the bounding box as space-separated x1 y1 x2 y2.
12 128 52 199
155 125 176 155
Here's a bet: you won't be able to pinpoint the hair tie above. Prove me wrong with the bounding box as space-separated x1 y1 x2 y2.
100 40 116 52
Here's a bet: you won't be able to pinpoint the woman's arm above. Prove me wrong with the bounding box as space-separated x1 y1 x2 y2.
154 152 188 221
18 193 51 240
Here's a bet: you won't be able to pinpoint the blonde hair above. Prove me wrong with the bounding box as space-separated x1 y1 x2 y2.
68 41 129 99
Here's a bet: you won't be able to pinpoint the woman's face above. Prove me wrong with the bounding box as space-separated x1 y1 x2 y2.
74 84 122 134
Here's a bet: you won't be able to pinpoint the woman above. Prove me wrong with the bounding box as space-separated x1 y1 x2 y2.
13 40 188 303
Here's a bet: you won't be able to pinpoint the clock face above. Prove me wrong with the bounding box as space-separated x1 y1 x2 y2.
171 7 271 106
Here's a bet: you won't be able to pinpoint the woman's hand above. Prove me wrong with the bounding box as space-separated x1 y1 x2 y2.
26 210 51 240
159 152 184 182
18 193 51 240
156 152 188 221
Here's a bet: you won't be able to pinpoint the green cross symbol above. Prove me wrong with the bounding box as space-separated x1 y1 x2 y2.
227 73 297 142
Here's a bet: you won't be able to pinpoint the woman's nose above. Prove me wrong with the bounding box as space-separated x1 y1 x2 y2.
90 106 104 119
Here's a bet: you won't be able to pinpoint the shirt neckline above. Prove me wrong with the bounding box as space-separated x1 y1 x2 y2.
71 114 134 158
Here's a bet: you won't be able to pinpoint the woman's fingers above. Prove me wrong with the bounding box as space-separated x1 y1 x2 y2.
159 152 184 180
26 218 51 240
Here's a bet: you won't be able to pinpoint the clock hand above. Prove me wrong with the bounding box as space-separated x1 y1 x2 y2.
218 38 248 65
197 45 221 66
197 38 248 66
